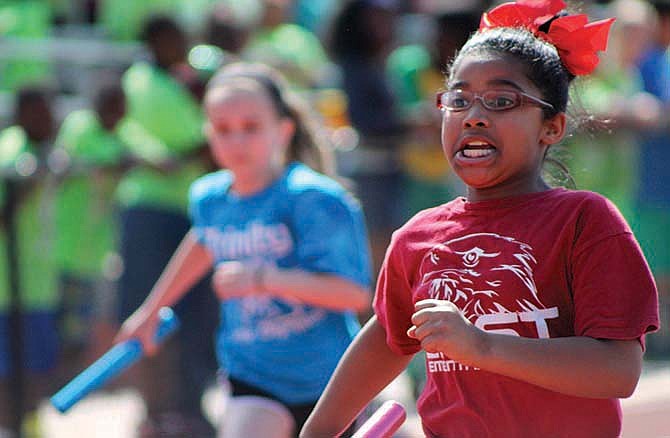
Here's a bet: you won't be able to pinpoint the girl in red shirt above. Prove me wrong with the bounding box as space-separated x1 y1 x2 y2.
300 1 660 437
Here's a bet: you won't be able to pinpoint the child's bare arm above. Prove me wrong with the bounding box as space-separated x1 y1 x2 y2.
409 299 643 399
476 333 642 398
262 266 371 311
117 231 214 355
212 264 371 312
300 316 413 437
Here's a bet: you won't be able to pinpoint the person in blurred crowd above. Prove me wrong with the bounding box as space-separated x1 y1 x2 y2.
202 2 250 58
328 0 406 277
97 0 178 41
0 85 58 437
51 81 131 374
118 15 218 437
387 8 480 219
566 0 661 222
633 0 670 356
243 0 331 89
185 1 252 80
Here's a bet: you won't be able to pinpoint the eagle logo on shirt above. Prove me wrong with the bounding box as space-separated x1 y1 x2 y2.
418 233 547 321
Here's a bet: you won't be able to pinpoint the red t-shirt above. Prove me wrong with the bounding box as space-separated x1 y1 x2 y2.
374 188 659 438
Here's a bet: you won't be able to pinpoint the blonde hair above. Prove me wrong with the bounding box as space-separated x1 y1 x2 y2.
206 62 335 176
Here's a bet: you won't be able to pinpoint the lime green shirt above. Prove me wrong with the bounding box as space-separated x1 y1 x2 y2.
386 43 452 183
122 62 204 153
120 62 206 211
97 0 180 41
387 44 432 117
0 0 53 90
0 126 58 311
52 110 126 277
244 24 329 88
566 65 642 221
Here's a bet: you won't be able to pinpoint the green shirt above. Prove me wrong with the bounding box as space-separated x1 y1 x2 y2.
565 65 642 221
52 110 126 276
97 0 180 41
0 0 53 90
0 126 58 311
120 62 206 211
387 44 432 118
122 62 204 153
244 24 329 88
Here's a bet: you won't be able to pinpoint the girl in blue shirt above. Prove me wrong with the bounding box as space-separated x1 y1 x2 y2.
117 62 372 438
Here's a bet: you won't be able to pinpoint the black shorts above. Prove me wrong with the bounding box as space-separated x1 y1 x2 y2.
228 377 358 437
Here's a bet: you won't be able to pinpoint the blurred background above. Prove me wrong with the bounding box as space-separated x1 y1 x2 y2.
0 0 668 436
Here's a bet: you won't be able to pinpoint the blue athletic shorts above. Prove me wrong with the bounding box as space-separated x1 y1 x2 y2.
0 311 59 376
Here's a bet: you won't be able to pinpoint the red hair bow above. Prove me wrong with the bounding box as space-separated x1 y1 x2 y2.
479 0 615 76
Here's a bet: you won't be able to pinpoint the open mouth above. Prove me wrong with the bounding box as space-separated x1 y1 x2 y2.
457 139 496 159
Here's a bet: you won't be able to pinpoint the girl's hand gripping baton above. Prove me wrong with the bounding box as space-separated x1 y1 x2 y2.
50 307 179 413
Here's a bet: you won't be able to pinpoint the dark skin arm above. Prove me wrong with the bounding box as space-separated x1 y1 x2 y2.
408 299 644 398
300 316 413 437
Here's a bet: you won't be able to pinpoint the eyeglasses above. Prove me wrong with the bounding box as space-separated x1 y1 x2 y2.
436 89 555 112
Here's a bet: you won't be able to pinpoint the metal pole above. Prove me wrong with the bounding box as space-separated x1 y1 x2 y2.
3 179 25 437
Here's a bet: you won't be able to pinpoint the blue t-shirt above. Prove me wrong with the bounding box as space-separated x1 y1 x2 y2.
638 46 670 101
189 162 371 404
637 46 670 206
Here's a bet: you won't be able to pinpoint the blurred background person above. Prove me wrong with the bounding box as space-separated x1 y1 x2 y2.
183 1 254 82
199 2 250 61
0 85 58 437
565 0 668 362
115 14 218 437
632 0 670 357
387 6 479 220
243 0 332 89
51 80 129 376
96 0 180 42
565 0 661 222
327 0 407 278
